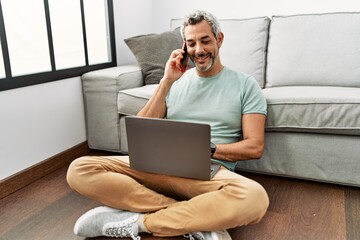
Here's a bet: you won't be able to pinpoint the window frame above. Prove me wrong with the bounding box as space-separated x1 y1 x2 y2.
0 0 116 91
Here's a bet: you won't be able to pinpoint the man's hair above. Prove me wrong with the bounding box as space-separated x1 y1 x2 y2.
181 10 221 40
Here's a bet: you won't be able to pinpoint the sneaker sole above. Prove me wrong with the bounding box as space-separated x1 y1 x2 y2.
74 206 123 235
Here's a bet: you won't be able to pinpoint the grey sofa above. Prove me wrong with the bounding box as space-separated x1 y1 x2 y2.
82 12 360 187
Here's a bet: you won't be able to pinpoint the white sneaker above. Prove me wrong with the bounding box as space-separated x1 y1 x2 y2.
74 206 140 239
185 230 232 240
207 230 232 240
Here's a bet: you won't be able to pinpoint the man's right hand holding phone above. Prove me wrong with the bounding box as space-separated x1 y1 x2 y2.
163 42 189 84
138 42 189 118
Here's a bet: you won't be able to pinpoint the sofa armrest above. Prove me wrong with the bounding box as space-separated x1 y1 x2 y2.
82 65 143 152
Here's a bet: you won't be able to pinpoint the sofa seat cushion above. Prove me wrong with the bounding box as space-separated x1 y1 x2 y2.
263 86 360 135
118 85 360 135
117 84 158 115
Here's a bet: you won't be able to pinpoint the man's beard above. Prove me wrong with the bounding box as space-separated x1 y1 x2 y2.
191 52 216 72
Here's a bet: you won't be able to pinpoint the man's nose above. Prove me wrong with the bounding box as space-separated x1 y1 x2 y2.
195 44 205 54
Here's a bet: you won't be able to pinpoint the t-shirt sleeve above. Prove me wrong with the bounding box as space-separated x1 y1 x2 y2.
241 76 267 115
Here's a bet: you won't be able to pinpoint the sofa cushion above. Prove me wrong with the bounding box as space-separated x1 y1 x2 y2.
124 28 183 85
264 86 360 135
117 84 158 115
220 17 270 88
171 17 270 88
266 12 360 88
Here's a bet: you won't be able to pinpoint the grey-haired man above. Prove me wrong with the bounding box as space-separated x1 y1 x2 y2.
67 10 269 240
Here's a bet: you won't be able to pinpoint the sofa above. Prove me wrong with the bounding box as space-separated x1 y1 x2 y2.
82 12 360 187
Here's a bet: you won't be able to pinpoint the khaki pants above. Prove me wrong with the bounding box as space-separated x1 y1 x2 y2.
66 156 269 237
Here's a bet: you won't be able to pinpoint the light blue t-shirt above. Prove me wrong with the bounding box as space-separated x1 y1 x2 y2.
166 66 267 170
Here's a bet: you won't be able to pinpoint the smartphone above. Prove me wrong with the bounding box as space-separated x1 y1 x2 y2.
180 42 189 69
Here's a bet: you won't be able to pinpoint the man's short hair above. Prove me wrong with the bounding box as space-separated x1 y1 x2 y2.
181 10 221 40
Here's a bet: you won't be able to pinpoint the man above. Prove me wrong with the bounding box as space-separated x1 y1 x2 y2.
67 10 269 240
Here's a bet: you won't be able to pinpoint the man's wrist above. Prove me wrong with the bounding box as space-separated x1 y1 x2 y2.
210 142 216 158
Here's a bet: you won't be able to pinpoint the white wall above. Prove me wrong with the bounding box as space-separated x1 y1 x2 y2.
114 0 153 65
2 0 360 180
0 77 86 180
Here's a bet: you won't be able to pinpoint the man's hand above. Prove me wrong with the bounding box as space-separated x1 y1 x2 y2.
137 48 188 118
162 48 189 85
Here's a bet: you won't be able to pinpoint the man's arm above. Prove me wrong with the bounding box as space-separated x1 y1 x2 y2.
137 80 172 118
213 113 266 161
137 49 187 118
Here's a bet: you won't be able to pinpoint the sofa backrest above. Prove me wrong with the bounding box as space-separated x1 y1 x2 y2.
171 17 270 88
266 12 360 88
219 18 270 88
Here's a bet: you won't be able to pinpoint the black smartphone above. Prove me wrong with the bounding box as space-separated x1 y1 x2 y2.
180 42 189 69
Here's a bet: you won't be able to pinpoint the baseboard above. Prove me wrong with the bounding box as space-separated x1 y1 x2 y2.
0 141 90 199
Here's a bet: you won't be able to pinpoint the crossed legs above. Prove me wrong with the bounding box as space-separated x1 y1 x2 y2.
67 155 269 237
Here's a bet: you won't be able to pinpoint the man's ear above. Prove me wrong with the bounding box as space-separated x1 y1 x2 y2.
217 32 224 48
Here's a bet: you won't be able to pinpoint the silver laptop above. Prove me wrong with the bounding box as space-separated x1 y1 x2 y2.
125 116 221 180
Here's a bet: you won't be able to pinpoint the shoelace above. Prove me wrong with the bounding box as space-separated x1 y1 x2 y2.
184 232 206 240
105 226 140 240
104 215 140 240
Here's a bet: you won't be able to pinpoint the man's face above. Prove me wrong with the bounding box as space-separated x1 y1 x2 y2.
184 20 222 74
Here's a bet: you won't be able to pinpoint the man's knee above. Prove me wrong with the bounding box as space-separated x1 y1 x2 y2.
246 180 269 223
66 156 92 191
225 179 269 227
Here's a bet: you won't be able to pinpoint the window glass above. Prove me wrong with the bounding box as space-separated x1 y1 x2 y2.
48 0 85 70
83 0 111 65
0 0 115 91
0 40 5 78
1 0 51 76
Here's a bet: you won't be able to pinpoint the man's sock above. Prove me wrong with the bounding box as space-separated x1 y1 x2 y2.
136 214 150 233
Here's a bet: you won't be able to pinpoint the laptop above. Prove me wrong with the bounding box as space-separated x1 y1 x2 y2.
125 116 221 180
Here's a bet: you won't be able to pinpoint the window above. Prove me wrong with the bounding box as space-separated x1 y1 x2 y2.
2 0 51 77
49 0 86 70
0 0 116 91
0 40 5 78
83 0 112 65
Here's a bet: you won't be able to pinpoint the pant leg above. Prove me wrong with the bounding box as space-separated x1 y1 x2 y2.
67 156 269 237
67 155 178 212
144 167 269 236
